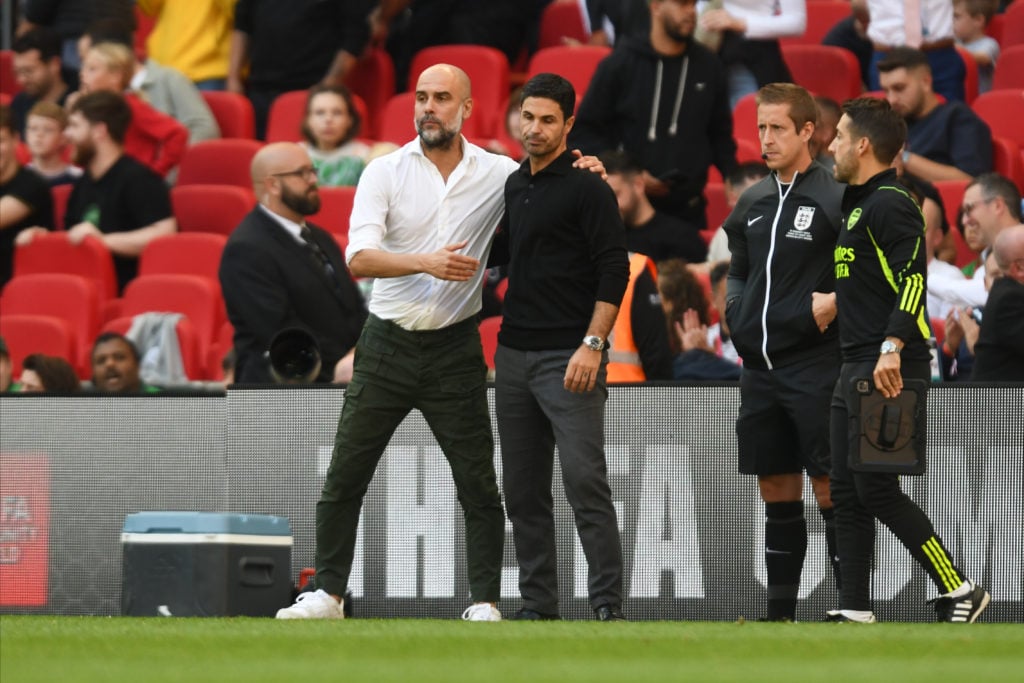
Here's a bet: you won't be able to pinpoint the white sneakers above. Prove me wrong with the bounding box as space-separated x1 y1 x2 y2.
275 589 345 619
461 602 502 622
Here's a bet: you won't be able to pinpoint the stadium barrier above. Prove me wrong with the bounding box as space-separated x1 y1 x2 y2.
1 385 1021 622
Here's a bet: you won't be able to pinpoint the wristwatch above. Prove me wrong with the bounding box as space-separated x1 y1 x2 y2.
583 335 606 351
880 340 901 355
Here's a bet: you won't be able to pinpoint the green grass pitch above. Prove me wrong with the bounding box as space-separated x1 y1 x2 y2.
2 617 1022 683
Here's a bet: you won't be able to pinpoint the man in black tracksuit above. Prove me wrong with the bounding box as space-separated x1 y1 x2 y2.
724 83 844 622
570 0 736 229
826 97 990 624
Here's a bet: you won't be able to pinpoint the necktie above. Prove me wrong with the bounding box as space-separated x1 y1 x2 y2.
300 226 339 286
904 0 923 48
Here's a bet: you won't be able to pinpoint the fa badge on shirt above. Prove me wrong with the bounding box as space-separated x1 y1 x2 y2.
794 206 816 230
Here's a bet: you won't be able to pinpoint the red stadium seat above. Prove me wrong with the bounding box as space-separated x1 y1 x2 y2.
206 319 235 381
704 182 730 231
1001 1 1024 48
103 314 204 381
121 274 224 350
933 180 976 268
992 45 1024 91
265 90 370 144
348 48 396 140
0 314 75 376
176 139 264 188
201 90 256 139
780 1 852 47
955 46 979 105
0 50 18 98
478 315 502 370
527 46 611 108
309 186 357 237
408 45 509 138
538 0 590 49
782 44 862 103
732 92 759 148
972 90 1024 150
930 317 945 349
139 233 228 281
51 183 72 231
13 233 118 300
171 184 255 235
1 273 101 375
991 136 1024 191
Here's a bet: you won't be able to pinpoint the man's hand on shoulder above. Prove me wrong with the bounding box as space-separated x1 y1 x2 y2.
570 149 607 179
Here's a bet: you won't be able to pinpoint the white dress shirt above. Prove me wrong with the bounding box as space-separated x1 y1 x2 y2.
347 137 518 331
928 256 987 312
866 0 954 47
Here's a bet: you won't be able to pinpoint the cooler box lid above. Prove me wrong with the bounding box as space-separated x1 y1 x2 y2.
122 511 292 543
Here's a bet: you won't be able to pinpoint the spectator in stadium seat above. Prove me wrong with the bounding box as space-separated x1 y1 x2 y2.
585 0 652 46
16 353 82 393
698 0 806 108
24 102 82 187
76 41 190 176
16 91 176 292
866 0 965 102
658 258 741 381
929 173 1022 311
941 249 1000 381
972 225 1024 381
17 0 134 75
229 0 372 139
827 96 989 623
79 21 220 144
9 27 73 137
0 337 15 392
218 142 367 384
952 0 1000 94
136 0 235 91
724 83 844 621
878 47 991 183
88 332 158 393
810 96 841 174
300 85 395 188
822 0 873 90
571 0 737 230
0 104 54 288
491 73 628 622
602 150 707 264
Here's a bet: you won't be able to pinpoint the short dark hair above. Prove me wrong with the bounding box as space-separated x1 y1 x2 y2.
756 82 818 134
301 84 362 147
840 97 906 166
91 331 141 364
22 354 82 393
968 172 1023 222
599 149 643 177
83 18 134 49
0 104 14 136
725 161 769 187
953 0 997 23
12 26 62 60
521 73 575 122
70 91 133 145
877 47 930 74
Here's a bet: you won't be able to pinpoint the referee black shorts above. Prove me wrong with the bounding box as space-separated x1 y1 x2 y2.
736 353 838 477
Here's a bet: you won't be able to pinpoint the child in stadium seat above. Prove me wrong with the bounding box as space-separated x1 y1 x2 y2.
953 0 1000 94
24 101 81 187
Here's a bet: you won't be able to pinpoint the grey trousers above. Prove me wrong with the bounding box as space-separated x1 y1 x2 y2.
494 344 623 614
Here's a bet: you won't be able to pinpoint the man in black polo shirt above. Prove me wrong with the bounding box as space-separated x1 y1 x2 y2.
492 73 630 622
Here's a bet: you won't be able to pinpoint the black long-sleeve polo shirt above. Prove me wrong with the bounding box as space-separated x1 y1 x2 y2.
494 150 629 351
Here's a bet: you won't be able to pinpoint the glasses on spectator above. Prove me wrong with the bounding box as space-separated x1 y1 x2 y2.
271 166 318 181
961 197 995 215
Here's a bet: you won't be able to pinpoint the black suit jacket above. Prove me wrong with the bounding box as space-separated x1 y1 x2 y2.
972 276 1024 381
219 206 367 383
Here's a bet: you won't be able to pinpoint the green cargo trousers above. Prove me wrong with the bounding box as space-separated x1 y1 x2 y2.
315 314 504 603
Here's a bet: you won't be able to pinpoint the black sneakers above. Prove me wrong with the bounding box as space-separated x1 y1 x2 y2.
509 608 560 621
594 605 626 621
930 583 991 623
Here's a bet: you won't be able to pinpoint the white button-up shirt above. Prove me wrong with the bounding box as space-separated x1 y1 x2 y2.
866 0 954 47
346 137 519 331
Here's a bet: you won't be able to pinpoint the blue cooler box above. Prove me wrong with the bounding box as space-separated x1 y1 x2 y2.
121 512 292 617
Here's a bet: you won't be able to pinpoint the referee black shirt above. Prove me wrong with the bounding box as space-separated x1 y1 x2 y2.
495 150 629 351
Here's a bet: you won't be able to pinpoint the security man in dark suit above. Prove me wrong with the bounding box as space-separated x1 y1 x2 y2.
219 142 366 384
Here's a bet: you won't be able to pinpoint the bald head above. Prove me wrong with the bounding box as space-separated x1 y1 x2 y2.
992 224 1024 283
251 142 310 186
416 63 471 101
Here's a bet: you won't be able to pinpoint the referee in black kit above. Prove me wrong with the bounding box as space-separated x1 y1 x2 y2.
826 97 989 624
